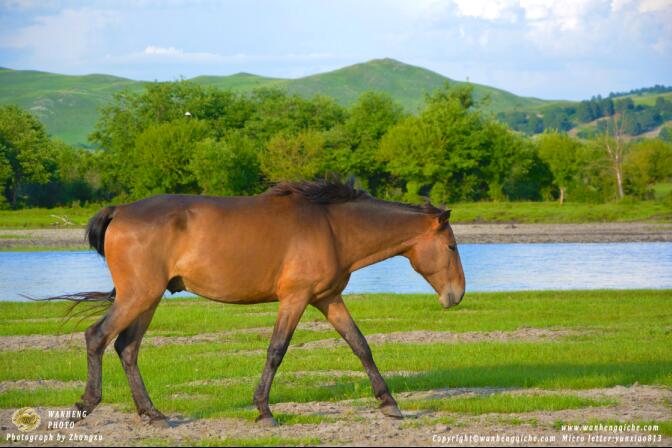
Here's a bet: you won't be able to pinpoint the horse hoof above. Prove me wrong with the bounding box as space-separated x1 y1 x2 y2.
255 416 278 426
148 417 169 429
380 404 403 419
71 402 94 423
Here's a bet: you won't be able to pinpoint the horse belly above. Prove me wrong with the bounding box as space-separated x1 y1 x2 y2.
173 234 282 304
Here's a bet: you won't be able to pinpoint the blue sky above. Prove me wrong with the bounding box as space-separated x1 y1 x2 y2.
0 0 670 100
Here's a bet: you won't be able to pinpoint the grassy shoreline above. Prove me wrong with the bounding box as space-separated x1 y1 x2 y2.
1 200 671 230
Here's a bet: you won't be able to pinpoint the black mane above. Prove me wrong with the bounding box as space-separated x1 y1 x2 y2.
265 180 443 215
266 180 368 204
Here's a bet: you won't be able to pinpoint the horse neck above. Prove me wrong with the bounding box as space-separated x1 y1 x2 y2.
327 200 433 273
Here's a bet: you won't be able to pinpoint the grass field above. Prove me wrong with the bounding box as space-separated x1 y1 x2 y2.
1 290 671 445
451 199 672 223
1 199 671 230
0 206 99 229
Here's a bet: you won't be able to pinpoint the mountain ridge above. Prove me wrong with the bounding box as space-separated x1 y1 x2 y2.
0 58 655 145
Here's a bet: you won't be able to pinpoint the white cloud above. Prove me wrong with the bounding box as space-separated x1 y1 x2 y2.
0 8 118 66
636 0 672 12
140 45 222 61
453 0 519 22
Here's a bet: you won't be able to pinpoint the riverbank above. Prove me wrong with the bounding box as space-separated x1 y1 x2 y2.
1 222 672 250
1 291 670 446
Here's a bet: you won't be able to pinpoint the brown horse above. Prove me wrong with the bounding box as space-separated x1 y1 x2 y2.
62 180 465 426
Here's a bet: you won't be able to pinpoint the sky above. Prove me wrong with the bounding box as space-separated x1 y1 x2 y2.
0 0 670 100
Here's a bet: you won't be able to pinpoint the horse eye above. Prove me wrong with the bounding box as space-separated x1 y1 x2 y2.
448 244 457 251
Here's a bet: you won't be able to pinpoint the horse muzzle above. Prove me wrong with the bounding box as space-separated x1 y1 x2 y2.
439 288 465 309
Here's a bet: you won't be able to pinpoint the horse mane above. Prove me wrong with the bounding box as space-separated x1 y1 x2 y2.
266 179 369 204
264 179 444 215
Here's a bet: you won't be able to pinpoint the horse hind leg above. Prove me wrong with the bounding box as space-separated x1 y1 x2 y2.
114 303 166 427
75 292 162 420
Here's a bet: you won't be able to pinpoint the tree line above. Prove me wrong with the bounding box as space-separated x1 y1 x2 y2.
499 94 672 137
1 81 671 209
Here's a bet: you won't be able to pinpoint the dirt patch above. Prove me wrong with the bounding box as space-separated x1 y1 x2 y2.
0 228 87 250
0 322 333 352
0 333 85 352
0 380 84 394
294 328 581 350
1 385 669 446
452 222 672 244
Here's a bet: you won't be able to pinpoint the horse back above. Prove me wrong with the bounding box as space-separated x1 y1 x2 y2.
103 194 341 303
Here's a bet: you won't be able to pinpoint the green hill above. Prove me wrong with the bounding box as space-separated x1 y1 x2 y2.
189 72 283 91
194 58 555 114
297 58 553 113
0 59 564 145
0 68 145 146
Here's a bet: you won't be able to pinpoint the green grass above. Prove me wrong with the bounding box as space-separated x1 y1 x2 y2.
0 290 670 420
0 205 99 228
624 91 672 107
451 199 672 223
654 183 672 200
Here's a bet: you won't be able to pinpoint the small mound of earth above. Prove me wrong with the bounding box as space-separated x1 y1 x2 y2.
0 379 84 393
0 321 333 352
294 328 580 350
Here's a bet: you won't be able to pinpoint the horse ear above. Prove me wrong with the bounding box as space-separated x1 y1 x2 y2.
435 209 451 228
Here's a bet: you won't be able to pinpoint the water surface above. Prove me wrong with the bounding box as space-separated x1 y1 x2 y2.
1 243 671 301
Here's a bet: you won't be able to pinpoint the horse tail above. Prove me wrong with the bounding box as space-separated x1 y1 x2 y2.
22 206 118 323
23 290 116 326
87 206 116 257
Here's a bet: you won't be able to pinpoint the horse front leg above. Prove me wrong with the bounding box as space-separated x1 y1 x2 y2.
313 294 403 419
253 295 308 426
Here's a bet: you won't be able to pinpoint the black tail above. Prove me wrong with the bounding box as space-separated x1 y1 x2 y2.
23 205 117 322
23 290 116 326
87 206 116 257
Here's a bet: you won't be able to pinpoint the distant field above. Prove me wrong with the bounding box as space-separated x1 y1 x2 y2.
654 183 672 199
439 200 672 224
0 290 670 445
0 206 99 229
626 91 672 107
1 200 671 230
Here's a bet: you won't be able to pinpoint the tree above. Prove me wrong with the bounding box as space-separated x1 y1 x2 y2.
378 84 531 203
190 132 262 196
576 101 594 123
623 139 672 197
244 89 345 142
600 114 628 199
324 92 403 194
91 81 254 197
536 131 582 204
261 130 326 182
0 106 54 207
130 118 210 197
660 126 672 143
